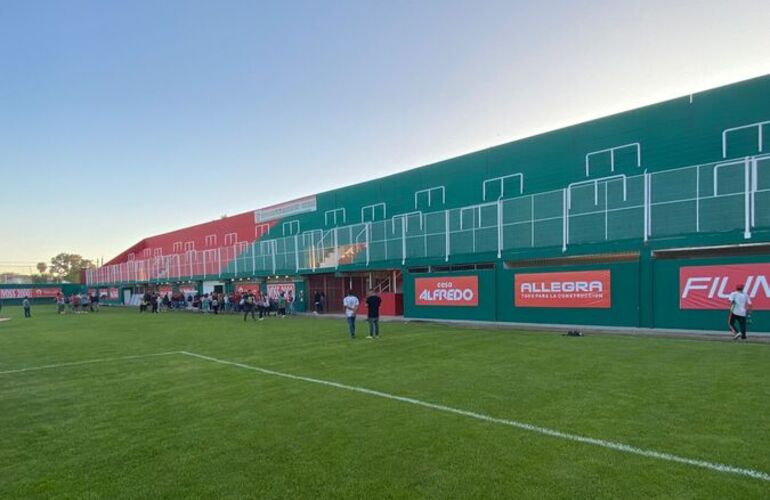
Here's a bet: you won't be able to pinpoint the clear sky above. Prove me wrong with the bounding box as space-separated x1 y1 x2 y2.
1 0 769 273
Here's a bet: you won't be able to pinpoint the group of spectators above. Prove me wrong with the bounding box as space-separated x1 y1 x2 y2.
55 293 100 315
138 289 299 320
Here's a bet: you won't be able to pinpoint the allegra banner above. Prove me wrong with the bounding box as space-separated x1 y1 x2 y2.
0 287 62 299
415 276 478 307
515 270 611 308
680 263 770 310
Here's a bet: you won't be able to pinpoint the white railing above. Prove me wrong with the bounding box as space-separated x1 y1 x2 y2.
87 153 770 286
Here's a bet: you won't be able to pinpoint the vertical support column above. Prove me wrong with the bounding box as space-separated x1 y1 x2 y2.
310 232 316 271
695 166 700 233
334 227 339 269
271 240 277 275
561 189 568 252
751 157 758 228
251 242 256 274
365 223 370 266
401 220 407 265
444 210 450 262
643 172 650 242
217 248 222 277
497 199 503 258
744 157 752 239
294 234 300 272
233 245 238 276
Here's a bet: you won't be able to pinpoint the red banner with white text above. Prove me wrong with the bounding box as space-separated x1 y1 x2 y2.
0 288 62 299
415 276 479 307
679 263 770 310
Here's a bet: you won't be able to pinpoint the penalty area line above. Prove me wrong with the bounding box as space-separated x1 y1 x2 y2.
0 351 181 375
179 350 770 483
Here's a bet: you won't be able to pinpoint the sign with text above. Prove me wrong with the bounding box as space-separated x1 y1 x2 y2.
0 288 62 299
179 286 197 296
109 288 119 300
254 196 317 223
515 270 611 308
267 283 295 299
234 282 261 294
415 276 479 307
680 263 770 310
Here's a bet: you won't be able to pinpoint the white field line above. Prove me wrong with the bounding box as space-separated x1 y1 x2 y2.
0 351 180 375
180 350 770 483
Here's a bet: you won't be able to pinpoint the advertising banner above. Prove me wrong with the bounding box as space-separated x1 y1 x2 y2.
0 287 62 299
109 288 119 300
515 270 611 308
254 196 317 222
179 286 198 297
415 276 479 307
235 282 261 294
267 283 295 299
159 285 173 297
680 263 770 310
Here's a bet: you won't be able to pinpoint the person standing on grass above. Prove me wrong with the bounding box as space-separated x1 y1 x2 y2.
287 291 295 315
22 296 31 318
56 293 65 314
243 292 256 321
728 283 752 340
365 289 382 339
278 292 287 318
343 290 359 338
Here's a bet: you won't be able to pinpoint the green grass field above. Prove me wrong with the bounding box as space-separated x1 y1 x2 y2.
1 305 769 499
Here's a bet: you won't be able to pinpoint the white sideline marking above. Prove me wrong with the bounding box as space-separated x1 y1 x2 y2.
0 351 180 375
180 350 770 483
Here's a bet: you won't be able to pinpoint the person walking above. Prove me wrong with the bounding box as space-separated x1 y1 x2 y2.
728 283 752 340
365 289 382 339
343 290 359 338
22 296 31 318
314 291 322 314
259 293 269 320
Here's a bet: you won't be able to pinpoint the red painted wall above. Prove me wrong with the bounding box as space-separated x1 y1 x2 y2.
106 211 276 265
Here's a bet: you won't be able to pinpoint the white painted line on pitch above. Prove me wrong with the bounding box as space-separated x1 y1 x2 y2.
180 350 770 483
0 351 181 376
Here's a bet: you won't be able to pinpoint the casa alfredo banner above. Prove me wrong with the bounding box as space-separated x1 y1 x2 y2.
415 276 479 307
515 270 611 308
680 263 770 310
0 288 62 299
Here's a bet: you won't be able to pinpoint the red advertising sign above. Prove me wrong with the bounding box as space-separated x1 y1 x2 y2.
515 270 611 308
0 287 62 299
680 263 770 310
415 276 479 307
109 288 119 300
267 283 295 299
158 285 173 296
179 286 197 296
234 282 261 294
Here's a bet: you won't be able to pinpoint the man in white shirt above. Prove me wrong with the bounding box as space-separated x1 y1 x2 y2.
728 283 752 340
343 290 359 338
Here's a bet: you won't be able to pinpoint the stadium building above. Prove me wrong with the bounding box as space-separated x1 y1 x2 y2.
87 75 770 333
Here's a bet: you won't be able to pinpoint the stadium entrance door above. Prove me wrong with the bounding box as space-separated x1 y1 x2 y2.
305 271 403 315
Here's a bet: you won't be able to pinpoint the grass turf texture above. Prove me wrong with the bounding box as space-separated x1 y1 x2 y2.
0 306 768 499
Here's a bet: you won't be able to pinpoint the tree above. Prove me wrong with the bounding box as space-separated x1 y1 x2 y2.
49 253 96 283
36 262 48 274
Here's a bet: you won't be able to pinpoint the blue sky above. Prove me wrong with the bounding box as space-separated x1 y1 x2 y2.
1 0 769 273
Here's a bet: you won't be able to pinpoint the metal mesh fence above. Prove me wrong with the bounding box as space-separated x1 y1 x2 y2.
87 154 769 285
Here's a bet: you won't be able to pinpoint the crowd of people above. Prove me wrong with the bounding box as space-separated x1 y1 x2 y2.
52 292 101 315
137 289 300 321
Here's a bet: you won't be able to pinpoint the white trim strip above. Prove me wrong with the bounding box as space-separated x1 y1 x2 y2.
180 351 770 483
0 352 180 376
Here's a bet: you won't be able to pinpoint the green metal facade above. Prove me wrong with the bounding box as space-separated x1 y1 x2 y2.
91 74 770 332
